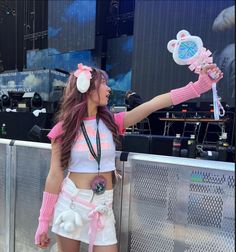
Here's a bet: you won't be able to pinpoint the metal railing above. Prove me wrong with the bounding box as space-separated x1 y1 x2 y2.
0 139 234 252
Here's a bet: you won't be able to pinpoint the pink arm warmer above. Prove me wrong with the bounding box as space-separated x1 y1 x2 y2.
170 74 215 105
34 192 59 244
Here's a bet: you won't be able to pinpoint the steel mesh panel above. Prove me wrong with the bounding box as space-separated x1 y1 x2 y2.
130 203 174 252
167 169 178 222
185 169 235 252
184 226 235 252
0 144 6 251
204 173 226 184
191 170 226 184
227 176 235 187
129 162 178 252
187 194 223 228
128 160 234 252
190 183 224 194
133 163 169 204
14 146 53 252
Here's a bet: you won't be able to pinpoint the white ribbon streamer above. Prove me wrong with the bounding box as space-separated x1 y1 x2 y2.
212 83 225 120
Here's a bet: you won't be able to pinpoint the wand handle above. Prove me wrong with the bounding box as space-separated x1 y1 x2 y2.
212 83 219 120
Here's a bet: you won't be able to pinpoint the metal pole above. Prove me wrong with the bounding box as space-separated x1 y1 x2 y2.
5 144 16 252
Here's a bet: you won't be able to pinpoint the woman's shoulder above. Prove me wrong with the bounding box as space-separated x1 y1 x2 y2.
47 121 63 140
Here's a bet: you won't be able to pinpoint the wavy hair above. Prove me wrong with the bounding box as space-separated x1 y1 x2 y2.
55 68 120 170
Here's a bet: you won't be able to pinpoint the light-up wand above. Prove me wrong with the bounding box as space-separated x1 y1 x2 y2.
167 30 224 120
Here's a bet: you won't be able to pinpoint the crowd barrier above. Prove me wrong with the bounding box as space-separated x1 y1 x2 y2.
0 139 234 252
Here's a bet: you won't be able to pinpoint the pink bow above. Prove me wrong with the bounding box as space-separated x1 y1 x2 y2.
74 63 92 79
88 210 105 252
187 47 213 74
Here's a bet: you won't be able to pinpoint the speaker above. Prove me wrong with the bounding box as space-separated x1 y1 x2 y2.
150 135 189 156
27 125 51 143
122 134 150 154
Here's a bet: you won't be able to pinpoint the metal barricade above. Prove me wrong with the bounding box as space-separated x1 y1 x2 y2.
0 139 11 252
0 139 234 252
121 154 235 252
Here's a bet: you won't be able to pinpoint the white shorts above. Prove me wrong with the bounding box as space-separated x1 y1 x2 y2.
51 177 117 247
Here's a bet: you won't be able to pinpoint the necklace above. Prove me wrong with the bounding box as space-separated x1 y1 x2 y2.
81 116 107 195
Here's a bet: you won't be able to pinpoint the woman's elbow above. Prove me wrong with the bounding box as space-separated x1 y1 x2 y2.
45 170 64 192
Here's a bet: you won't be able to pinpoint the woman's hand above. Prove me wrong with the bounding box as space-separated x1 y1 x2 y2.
200 63 223 83
34 192 58 249
193 63 224 95
36 232 51 249
167 63 223 106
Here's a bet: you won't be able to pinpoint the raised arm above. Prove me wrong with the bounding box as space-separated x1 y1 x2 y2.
124 64 223 128
124 93 172 128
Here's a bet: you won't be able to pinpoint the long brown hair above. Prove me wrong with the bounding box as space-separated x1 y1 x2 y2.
55 68 120 170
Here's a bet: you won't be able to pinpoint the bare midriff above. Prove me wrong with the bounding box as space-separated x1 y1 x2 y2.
68 171 113 190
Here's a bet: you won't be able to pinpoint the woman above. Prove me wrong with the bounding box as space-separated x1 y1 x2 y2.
35 63 222 252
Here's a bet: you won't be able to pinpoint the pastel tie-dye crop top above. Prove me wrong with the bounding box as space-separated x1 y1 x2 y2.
47 112 125 173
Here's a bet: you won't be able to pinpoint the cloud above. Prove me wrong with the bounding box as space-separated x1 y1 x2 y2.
122 37 133 53
108 71 131 91
52 79 66 87
7 80 16 88
22 74 42 89
48 48 61 55
48 26 62 38
64 0 96 23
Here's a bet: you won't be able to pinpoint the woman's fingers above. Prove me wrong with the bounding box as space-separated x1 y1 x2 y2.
208 70 220 79
207 68 224 81
200 64 223 81
37 240 50 249
201 63 216 73
37 233 51 249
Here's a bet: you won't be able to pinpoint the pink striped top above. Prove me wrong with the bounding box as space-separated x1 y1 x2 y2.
47 112 125 173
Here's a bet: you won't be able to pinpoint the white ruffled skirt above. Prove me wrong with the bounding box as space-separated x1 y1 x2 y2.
51 177 117 248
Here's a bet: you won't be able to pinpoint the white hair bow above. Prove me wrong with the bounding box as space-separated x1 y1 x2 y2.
74 63 92 93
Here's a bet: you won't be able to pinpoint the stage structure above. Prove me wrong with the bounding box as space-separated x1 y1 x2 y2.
0 69 67 103
131 0 235 106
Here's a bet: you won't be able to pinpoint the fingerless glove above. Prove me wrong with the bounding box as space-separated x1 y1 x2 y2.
170 73 215 105
34 192 59 244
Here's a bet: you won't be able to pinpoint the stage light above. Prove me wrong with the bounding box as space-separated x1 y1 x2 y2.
1 94 11 109
22 92 43 111
31 92 43 109
8 91 25 110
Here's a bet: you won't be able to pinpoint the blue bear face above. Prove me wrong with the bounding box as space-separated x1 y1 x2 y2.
167 30 203 65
